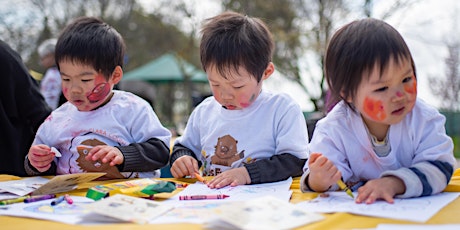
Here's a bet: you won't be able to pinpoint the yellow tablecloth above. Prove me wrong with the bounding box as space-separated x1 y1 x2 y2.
2 169 460 230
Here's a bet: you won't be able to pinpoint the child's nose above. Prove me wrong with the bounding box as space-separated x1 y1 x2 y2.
220 88 233 100
70 83 83 93
391 88 405 102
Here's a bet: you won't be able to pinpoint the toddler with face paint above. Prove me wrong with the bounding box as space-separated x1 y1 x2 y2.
169 11 308 188
24 17 171 179
300 18 456 203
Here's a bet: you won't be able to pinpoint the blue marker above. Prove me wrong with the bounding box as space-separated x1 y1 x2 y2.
50 196 65 206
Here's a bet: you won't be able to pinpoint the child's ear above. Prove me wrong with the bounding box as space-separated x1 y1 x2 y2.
340 91 353 103
262 62 275 80
110 66 123 84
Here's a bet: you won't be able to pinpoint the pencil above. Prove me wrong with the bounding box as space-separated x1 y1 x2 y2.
337 179 354 198
194 172 207 184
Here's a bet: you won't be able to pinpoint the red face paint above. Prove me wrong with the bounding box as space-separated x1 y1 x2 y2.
363 97 386 121
87 82 110 103
404 78 417 94
240 94 256 108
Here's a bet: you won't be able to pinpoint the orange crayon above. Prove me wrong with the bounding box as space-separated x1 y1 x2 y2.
194 172 207 184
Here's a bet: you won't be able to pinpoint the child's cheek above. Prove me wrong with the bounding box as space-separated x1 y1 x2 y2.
363 97 387 121
240 94 256 108
62 87 69 98
87 74 110 103
87 83 110 103
404 79 417 95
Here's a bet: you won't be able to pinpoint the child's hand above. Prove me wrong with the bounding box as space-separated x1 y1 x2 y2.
308 152 342 192
84 145 124 166
356 176 405 204
207 167 250 189
170 156 199 178
28 144 56 172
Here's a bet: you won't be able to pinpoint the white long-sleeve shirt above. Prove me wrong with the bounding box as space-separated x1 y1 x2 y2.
30 90 171 178
301 99 456 198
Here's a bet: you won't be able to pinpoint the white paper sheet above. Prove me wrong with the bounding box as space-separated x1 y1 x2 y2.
0 196 98 225
153 178 294 224
84 194 173 224
166 177 292 203
295 192 460 222
204 196 324 230
376 224 460 230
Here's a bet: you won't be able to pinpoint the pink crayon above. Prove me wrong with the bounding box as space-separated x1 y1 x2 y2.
179 194 230 200
64 194 73 204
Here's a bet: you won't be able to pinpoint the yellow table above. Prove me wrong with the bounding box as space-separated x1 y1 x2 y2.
2 169 460 230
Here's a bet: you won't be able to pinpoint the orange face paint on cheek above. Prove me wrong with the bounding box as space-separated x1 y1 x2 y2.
363 97 386 121
404 79 417 94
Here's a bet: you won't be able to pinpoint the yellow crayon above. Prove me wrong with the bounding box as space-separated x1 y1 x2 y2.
337 180 354 198
0 195 31 205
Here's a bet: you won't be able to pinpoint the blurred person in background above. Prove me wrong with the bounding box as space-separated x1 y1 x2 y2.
38 38 65 109
0 39 51 176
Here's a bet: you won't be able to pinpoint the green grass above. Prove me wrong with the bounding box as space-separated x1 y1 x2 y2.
453 136 460 159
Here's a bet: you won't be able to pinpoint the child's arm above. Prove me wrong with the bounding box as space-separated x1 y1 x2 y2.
244 153 306 184
207 153 306 188
115 137 170 172
169 143 201 178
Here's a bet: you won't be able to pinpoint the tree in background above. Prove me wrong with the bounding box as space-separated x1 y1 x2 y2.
429 39 460 112
0 0 202 126
0 0 441 121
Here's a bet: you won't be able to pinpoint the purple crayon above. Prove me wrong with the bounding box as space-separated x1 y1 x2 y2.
24 194 56 203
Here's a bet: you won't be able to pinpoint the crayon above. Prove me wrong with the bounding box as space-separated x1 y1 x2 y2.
50 196 65 206
24 194 56 203
179 194 229 200
64 194 73 204
337 179 354 198
0 195 30 205
194 172 207 184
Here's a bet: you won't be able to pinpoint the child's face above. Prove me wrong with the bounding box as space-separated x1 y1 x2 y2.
350 57 417 129
59 60 120 111
207 64 273 110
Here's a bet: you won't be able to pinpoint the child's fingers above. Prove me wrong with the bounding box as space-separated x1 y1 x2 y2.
108 154 124 166
30 145 51 156
171 156 197 178
309 152 322 163
85 146 107 161
170 162 187 178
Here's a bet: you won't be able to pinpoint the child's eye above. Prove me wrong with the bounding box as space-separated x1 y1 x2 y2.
233 85 244 89
374 86 388 92
82 79 92 82
402 76 413 83
62 78 70 82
